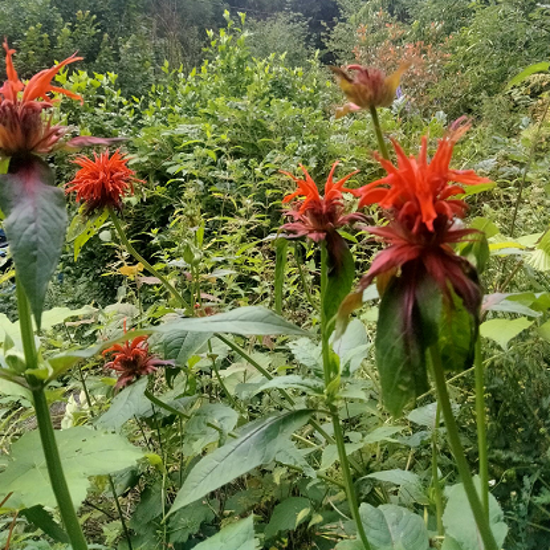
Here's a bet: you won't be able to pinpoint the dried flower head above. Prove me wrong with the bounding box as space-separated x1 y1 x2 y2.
103 334 174 390
65 149 143 213
330 62 410 117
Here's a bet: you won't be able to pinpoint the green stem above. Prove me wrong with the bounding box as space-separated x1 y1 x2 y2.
16 278 88 550
369 106 390 160
430 346 498 550
108 476 133 550
108 209 191 313
320 242 371 550
475 337 490 519
31 387 89 550
431 404 444 536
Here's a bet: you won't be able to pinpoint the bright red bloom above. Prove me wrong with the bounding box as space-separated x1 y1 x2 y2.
103 335 174 390
66 149 143 213
354 119 489 315
281 162 365 242
0 40 83 157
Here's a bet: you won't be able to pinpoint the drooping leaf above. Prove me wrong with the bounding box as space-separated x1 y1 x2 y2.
375 277 429 417
265 497 311 539
169 409 311 514
359 503 430 550
0 427 144 510
20 506 69 543
167 500 216 544
181 403 239 456
275 238 288 314
480 317 533 350
443 478 508 550
331 318 370 374
157 306 308 336
323 237 355 326
0 156 67 328
193 516 256 550
163 330 212 367
507 61 550 88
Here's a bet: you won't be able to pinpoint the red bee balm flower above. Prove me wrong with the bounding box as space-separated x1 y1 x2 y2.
354 119 490 313
0 40 83 157
281 162 365 242
103 335 174 390
66 149 143 213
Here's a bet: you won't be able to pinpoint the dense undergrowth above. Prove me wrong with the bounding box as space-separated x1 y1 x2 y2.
0 1 550 549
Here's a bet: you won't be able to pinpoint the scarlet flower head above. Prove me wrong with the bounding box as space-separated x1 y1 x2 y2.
330 62 410 118
66 149 143 213
103 334 174 390
281 162 365 243
0 40 83 157
352 119 490 313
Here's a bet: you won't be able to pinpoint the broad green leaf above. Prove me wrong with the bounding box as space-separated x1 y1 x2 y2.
265 497 311 539
537 319 550 342
363 426 404 444
69 209 109 261
182 403 239 455
375 278 429 417
507 61 550 88
407 403 441 429
321 442 364 470
169 409 311 513
20 506 69 543
167 501 216 544
366 469 420 486
480 317 533 350
193 516 256 550
287 337 322 372
323 237 355 325
0 156 67 328
359 503 430 550
275 238 288 314
443 478 508 550
157 306 308 336
253 374 324 396
163 330 212 366
0 427 143 510
331 319 370 374
39 306 96 331
96 378 152 430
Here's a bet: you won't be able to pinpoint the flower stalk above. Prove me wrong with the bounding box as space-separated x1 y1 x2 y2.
108 208 191 313
320 242 372 550
16 278 88 550
474 336 490 518
368 106 390 160
429 344 498 550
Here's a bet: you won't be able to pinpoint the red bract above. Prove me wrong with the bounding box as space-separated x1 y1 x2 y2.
355 119 488 315
0 40 83 157
103 335 174 390
65 149 143 213
281 162 365 243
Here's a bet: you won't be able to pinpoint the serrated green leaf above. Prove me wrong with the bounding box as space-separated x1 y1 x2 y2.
20 505 69 543
265 497 311 539
0 427 143 510
480 317 533 350
157 306 308 336
163 330 212 366
0 156 67 328
443 478 508 550
169 409 311 513
359 503 430 550
193 516 256 550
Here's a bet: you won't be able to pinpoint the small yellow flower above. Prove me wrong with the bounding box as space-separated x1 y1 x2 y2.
119 262 144 280
330 62 410 117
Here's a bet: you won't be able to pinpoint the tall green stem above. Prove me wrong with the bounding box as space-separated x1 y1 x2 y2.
369 106 390 160
108 209 191 313
320 242 371 550
16 278 89 550
429 346 498 550
474 337 490 518
431 404 444 536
